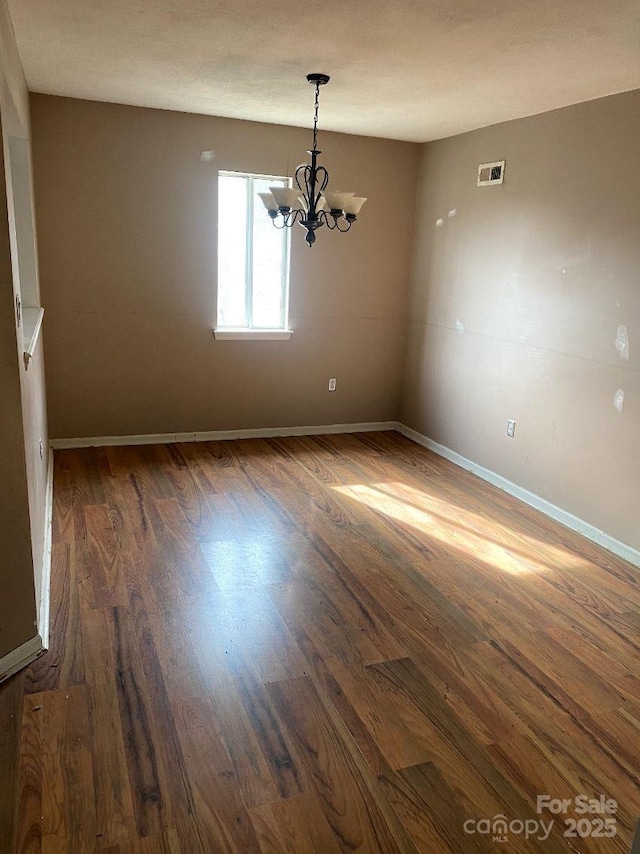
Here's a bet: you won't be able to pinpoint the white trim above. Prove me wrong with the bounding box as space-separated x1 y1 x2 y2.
37 448 54 650
0 634 44 684
397 423 640 570
50 421 399 450
213 328 293 340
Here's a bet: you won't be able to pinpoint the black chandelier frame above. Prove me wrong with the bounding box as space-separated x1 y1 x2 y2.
265 74 362 247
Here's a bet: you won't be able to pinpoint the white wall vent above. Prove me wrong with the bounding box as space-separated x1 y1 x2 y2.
477 160 505 186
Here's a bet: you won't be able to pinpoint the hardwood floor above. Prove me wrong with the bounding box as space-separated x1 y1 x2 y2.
4 431 640 851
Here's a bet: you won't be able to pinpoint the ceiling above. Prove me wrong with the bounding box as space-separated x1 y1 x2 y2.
7 0 640 142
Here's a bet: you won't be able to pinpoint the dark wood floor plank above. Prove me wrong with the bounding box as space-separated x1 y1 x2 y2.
125 598 197 820
190 492 240 543
80 607 138 847
268 619 394 779
222 650 306 804
266 675 411 852
14 693 43 853
83 503 128 610
378 762 486 854
145 497 220 604
343 656 583 849
199 440 255 494
170 694 261 852
268 435 348 486
268 547 406 670
597 704 640 774
189 606 292 810
0 670 24 852
548 623 640 705
25 534 85 695
39 685 96 852
100 829 181 853
112 445 175 501
249 792 341 853
226 438 303 495
464 641 640 841
487 732 630 854
63 447 109 507
156 443 226 539
109 604 191 838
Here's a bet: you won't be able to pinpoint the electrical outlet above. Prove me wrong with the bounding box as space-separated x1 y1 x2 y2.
39 438 44 460
328 378 337 392
507 419 516 438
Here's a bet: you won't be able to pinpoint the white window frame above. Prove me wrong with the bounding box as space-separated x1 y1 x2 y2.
214 170 293 340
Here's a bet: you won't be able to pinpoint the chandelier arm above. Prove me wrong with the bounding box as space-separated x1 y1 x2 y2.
333 216 352 233
270 208 304 229
296 162 329 219
325 212 348 231
309 163 328 217
315 166 329 202
320 211 337 230
295 164 313 208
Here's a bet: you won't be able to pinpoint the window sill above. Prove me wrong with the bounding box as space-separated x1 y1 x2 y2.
213 328 293 341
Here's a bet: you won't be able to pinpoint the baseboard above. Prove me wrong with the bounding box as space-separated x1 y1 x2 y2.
397 423 640 570
49 421 400 450
0 456 52 684
37 448 54 650
0 635 44 684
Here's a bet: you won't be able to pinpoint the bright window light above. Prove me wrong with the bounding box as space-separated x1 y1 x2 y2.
217 171 291 330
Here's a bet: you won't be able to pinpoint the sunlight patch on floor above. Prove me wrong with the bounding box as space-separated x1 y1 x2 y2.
334 481 585 576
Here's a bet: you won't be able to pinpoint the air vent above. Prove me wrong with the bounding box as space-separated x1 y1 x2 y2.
477 160 505 186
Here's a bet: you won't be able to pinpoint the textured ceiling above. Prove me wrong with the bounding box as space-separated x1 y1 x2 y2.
7 0 640 142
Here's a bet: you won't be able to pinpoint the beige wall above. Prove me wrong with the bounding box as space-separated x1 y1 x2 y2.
0 0 48 659
401 89 640 552
31 95 419 439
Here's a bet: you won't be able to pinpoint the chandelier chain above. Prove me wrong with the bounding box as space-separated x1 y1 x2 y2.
312 82 320 151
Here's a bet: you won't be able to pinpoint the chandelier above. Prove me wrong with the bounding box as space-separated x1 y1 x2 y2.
258 74 367 247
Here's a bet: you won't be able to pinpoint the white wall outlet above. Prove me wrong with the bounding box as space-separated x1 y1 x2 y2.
507 419 516 438
328 378 337 392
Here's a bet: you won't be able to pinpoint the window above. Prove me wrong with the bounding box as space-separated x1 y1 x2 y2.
215 171 292 339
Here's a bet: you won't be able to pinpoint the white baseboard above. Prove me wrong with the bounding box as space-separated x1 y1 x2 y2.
397 423 640 570
49 421 399 450
37 448 54 650
0 634 44 684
